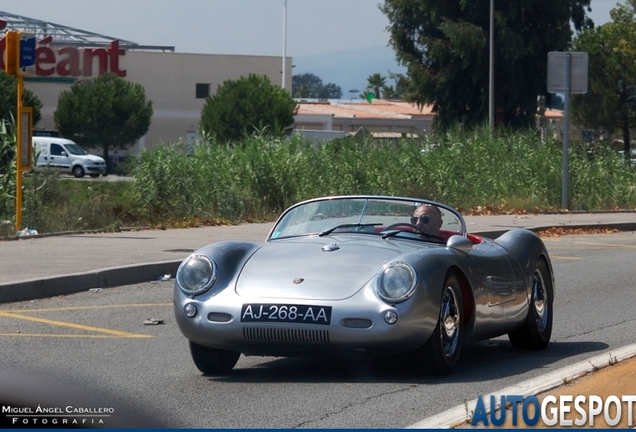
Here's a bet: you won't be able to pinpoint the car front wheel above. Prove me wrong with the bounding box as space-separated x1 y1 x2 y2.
189 341 240 375
72 166 85 178
419 273 463 375
508 259 553 350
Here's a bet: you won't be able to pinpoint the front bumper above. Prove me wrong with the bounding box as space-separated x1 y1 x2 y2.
174 284 439 359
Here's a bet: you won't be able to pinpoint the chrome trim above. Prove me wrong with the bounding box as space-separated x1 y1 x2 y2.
533 269 548 332
440 285 460 357
242 327 330 343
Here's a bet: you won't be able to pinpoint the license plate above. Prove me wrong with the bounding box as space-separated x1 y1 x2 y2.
241 303 332 325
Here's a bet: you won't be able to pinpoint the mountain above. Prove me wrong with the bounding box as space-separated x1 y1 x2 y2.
292 45 406 99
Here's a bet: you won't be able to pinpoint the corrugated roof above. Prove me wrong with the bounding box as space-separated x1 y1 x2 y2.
296 100 563 120
296 100 435 120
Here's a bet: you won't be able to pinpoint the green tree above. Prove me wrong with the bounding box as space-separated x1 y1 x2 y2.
0 71 43 126
292 73 342 99
318 83 343 99
200 74 298 144
366 73 387 99
54 73 153 170
380 0 593 131
571 1 636 157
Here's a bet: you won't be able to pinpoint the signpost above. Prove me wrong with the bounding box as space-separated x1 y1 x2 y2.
4 31 35 234
547 52 588 210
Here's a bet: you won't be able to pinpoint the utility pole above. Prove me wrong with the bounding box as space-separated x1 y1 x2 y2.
5 31 35 234
489 0 494 130
282 0 287 90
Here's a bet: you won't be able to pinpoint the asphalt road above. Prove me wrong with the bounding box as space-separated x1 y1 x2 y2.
1 231 635 428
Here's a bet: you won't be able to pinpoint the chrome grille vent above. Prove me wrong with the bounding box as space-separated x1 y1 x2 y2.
243 327 330 343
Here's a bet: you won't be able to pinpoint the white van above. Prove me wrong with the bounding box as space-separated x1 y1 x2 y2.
32 137 107 178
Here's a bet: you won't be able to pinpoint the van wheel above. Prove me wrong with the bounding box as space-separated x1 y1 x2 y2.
72 166 85 178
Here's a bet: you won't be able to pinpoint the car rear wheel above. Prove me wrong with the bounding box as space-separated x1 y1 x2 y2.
189 341 240 375
72 166 85 178
508 259 553 350
421 273 463 375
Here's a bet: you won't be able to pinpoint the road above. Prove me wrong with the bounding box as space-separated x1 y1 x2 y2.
1 231 635 428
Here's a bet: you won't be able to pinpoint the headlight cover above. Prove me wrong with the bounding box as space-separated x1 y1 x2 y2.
177 254 217 296
376 261 417 303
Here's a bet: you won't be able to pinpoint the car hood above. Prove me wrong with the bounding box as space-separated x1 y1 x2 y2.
235 236 424 301
84 155 105 163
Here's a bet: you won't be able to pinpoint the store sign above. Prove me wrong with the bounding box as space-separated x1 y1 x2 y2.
0 38 126 77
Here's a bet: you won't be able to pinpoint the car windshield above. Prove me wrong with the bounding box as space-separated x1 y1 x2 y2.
269 197 465 243
64 144 87 155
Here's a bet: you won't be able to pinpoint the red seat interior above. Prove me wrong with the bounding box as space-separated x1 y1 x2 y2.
372 226 483 244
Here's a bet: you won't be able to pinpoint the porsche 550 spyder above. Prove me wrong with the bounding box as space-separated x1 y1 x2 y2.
174 195 554 376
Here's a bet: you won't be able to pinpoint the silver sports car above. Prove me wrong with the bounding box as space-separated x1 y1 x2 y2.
174 195 554 375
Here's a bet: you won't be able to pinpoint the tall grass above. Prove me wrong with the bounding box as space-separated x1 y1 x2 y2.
2 125 635 236
128 126 636 224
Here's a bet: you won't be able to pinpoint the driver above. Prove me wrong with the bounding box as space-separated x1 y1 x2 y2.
411 204 443 237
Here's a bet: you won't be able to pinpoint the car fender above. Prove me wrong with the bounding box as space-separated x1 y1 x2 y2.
174 240 263 302
493 229 555 302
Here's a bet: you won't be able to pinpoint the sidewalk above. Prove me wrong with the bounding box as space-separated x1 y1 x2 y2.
1 211 636 427
1 211 635 302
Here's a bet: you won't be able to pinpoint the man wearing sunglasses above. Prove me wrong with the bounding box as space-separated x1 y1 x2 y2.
411 204 443 237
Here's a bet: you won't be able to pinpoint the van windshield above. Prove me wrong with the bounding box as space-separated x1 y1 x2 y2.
65 144 87 155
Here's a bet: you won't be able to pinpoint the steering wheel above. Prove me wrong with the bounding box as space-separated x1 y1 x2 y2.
384 223 430 237
384 223 445 241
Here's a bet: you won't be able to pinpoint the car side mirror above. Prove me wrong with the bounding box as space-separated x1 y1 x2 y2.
61 151 68 156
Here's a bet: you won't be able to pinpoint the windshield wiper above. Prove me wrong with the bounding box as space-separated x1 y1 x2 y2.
318 223 382 237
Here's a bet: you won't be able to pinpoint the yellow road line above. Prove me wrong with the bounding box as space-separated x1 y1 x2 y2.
0 311 152 338
0 333 151 338
574 241 636 249
7 303 172 313
550 255 583 260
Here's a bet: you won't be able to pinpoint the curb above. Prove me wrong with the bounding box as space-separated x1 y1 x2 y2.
0 260 182 303
476 222 636 240
407 343 636 429
1 222 634 304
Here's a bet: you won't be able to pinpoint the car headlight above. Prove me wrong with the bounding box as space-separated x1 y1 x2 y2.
176 254 217 295
376 261 417 303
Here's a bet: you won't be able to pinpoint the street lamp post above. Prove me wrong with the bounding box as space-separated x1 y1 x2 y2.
282 0 287 89
489 0 494 129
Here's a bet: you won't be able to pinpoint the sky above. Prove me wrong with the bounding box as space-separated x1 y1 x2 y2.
1 0 624 59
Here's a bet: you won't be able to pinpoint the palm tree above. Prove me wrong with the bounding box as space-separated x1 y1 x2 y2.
366 73 387 100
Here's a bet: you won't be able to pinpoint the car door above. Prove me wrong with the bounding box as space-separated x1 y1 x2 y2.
49 143 72 172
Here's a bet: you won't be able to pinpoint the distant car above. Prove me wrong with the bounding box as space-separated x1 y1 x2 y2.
32 137 106 178
174 195 554 376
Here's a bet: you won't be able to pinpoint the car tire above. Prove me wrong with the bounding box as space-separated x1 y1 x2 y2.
189 341 240 375
508 259 553 350
422 273 463 375
72 166 85 178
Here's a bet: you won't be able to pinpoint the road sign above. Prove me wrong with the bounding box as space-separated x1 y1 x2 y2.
19 107 33 171
547 52 588 94
19 32 36 76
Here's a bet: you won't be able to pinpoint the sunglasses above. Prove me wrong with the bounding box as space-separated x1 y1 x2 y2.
410 216 430 225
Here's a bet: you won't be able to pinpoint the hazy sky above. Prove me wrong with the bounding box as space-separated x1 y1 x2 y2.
1 0 623 58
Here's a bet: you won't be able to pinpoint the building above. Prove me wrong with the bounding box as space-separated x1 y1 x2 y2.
2 11 565 154
1 10 292 154
295 99 564 141
295 99 434 137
